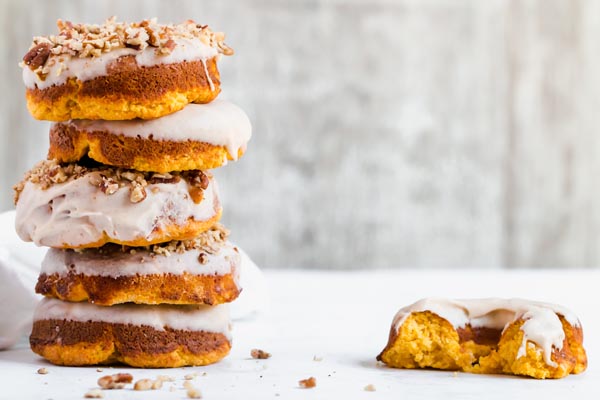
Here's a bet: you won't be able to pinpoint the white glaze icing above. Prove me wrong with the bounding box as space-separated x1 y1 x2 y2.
41 241 240 279
34 297 231 339
392 298 581 368
64 100 252 160
15 173 220 248
23 37 218 90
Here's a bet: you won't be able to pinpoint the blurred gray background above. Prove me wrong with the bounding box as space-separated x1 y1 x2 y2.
1 0 599 269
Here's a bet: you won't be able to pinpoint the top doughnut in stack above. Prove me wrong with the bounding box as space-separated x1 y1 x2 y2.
15 17 252 368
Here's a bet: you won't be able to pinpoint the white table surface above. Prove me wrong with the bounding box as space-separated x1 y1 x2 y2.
1 269 598 400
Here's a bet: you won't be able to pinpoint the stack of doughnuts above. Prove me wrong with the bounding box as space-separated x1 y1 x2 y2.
15 17 251 368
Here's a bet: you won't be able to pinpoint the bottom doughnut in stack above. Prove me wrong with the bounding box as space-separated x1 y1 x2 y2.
31 298 231 368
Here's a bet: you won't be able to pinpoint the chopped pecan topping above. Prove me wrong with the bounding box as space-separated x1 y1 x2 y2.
13 159 211 205
198 252 208 264
82 224 229 258
129 183 147 203
99 176 119 195
157 39 176 55
21 17 233 80
148 172 180 185
185 170 209 190
23 43 52 71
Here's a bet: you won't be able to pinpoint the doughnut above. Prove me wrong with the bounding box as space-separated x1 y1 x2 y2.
21 18 233 121
30 298 231 367
48 100 252 172
14 160 221 248
36 225 241 306
377 298 587 379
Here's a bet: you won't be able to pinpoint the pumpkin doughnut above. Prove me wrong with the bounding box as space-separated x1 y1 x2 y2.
14 160 221 249
377 298 587 379
21 18 233 121
30 298 231 367
48 100 251 172
36 225 241 306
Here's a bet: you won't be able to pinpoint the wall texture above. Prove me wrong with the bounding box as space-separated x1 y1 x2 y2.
1 0 598 269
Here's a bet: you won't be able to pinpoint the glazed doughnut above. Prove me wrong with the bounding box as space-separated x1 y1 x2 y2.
30 298 231 367
377 298 587 379
21 18 233 121
36 225 241 306
49 100 252 172
14 160 221 248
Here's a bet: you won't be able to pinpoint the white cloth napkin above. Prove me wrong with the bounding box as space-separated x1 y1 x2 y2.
0 210 268 349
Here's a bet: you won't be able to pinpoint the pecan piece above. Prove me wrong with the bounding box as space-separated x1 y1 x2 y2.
157 39 176 55
97 373 133 389
299 377 316 389
186 170 209 190
23 43 51 70
130 184 147 203
99 176 119 195
251 349 271 359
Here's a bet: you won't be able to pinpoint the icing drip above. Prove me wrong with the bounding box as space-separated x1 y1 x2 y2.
41 241 240 278
15 172 220 247
64 100 252 160
392 298 580 368
34 298 231 339
201 59 215 91
516 307 565 367
23 37 218 90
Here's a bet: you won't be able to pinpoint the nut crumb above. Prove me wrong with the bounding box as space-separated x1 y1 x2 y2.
251 349 271 359
313 355 323 362
198 252 208 264
133 378 162 390
129 183 147 203
184 373 197 380
96 368 103 372
84 389 104 398
364 384 376 392
97 373 133 389
37 367 49 374
299 377 316 389
453 371 458 377
152 380 163 390
186 384 202 398
156 375 175 382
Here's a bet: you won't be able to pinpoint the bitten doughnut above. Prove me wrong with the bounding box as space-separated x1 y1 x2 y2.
49 100 252 172
36 224 241 306
377 298 587 379
14 160 221 248
30 298 231 367
21 18 233 121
